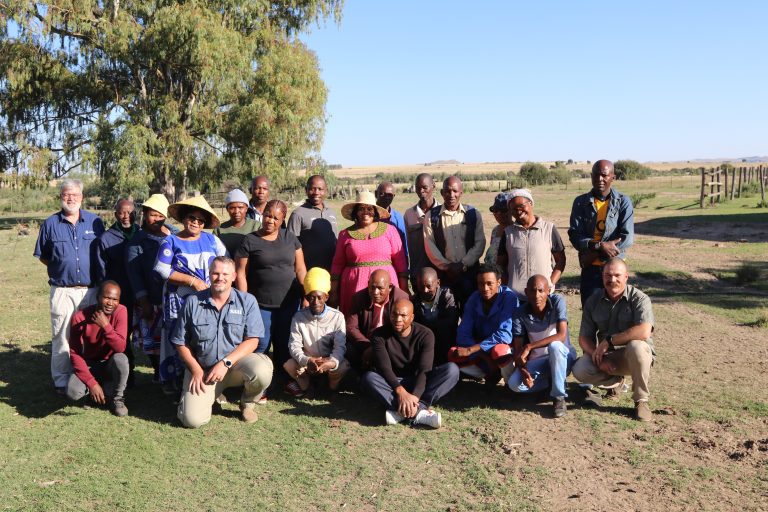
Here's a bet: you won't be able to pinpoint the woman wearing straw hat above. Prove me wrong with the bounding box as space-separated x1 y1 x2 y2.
329 190 408 314
154 195 226 394
126 194 177 382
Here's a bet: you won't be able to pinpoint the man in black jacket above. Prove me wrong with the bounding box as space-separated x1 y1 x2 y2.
411 267 458 366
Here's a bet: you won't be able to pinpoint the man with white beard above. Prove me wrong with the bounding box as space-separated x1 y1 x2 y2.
34 179 105 395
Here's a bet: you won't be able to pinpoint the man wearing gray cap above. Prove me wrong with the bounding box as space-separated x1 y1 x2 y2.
213 189 259 257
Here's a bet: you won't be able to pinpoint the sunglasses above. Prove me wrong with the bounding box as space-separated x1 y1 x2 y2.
185 215 206 224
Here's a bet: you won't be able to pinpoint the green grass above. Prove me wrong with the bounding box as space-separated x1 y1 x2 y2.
4 184 768 510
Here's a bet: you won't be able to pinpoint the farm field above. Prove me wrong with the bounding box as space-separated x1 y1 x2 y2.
1 174 767 511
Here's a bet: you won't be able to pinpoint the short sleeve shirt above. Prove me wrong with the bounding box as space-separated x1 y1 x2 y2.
580 284 655 354
33 210 105 286
171 288 265 368
235 230 302 308
513 294 571 360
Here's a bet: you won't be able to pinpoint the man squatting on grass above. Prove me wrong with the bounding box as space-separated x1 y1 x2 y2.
284 267 350 397
507 274 577 418
172 256 273 428
65 280 130 417
573 257 656 422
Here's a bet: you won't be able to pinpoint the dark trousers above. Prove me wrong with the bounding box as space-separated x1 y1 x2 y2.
580 265 604 306
361 363 460 409
66 353 130 401
440 266 478 314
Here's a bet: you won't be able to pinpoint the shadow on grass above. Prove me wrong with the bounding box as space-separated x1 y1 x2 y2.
277 390 383 427
0 344 70 418
0 343 181 423
635 211 768 242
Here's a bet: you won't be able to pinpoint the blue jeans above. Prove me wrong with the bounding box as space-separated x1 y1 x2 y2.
259 299 300 368
507 341 577 399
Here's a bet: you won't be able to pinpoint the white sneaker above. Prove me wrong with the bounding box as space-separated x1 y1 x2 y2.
413 407 442 429
385 409 404 425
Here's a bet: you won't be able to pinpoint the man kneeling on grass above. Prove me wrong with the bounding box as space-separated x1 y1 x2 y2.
172 256 273 428
284 267 350 397
361 299 460 428
507 275 577 418
66 280 129 417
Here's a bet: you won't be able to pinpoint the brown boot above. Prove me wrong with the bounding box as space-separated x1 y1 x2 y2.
635 401 652 422
240 403 258 423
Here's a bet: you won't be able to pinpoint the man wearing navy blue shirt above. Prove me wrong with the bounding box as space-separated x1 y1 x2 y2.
376 181 409 270
172 256 272 428
34 179 105 394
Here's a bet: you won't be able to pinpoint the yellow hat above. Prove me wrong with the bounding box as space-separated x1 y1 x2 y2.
141 194 170 218
167 195 221 229
303 267 332 295
340 190 390 221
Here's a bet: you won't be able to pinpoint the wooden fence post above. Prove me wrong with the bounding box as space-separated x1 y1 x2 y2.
760 165 766 207
730 168 736 200
700 168 706 208
737 167 743 197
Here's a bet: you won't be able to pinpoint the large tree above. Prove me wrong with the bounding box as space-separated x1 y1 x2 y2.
0 0 341 200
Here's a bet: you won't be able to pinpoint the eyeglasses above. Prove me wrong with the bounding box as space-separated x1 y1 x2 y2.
185 215 206 225
61 193 82 199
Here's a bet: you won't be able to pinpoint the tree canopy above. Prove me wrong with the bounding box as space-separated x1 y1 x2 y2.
1 0 342 201
614 159 653 180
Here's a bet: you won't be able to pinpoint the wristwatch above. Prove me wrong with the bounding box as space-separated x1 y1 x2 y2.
222 358 233 369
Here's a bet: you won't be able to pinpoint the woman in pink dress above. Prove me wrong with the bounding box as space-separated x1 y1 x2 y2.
330 191 408 314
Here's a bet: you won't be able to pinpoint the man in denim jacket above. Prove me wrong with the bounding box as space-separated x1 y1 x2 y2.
568 160 634 305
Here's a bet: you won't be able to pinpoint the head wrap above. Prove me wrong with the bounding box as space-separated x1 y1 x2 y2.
304 267 332 295
507 188 534 207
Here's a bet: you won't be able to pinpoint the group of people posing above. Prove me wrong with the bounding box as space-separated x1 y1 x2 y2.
33 159 656 428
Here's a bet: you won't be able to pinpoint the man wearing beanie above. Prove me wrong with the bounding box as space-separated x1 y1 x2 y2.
213 189 259 257
284 267 349 397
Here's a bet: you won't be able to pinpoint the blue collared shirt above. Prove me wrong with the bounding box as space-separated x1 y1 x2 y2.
170 288 265 368
456 285 519 351
568 188 634 260
34 210 105 287
386 207 409 269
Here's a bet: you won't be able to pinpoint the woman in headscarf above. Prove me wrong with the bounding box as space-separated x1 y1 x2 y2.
329 190 408 314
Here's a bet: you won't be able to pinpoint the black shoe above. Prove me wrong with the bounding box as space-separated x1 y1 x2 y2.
110 397 129 417
553 397 567 418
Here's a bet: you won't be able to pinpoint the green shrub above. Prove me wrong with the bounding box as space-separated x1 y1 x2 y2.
519 162 550 186
614 160 653 180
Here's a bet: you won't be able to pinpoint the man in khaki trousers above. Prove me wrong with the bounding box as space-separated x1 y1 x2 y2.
573 258 655 422
172 256 272 428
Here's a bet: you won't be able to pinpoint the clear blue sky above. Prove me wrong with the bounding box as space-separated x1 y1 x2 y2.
302 1 768 167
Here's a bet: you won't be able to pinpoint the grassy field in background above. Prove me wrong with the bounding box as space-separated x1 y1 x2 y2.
1 173 767 511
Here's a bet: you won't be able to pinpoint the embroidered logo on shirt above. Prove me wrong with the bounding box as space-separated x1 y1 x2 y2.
163 248 172 257
229 309 243 315
85 230 95 235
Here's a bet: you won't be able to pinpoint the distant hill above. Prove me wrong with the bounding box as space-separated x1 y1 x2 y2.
678 156 768 164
